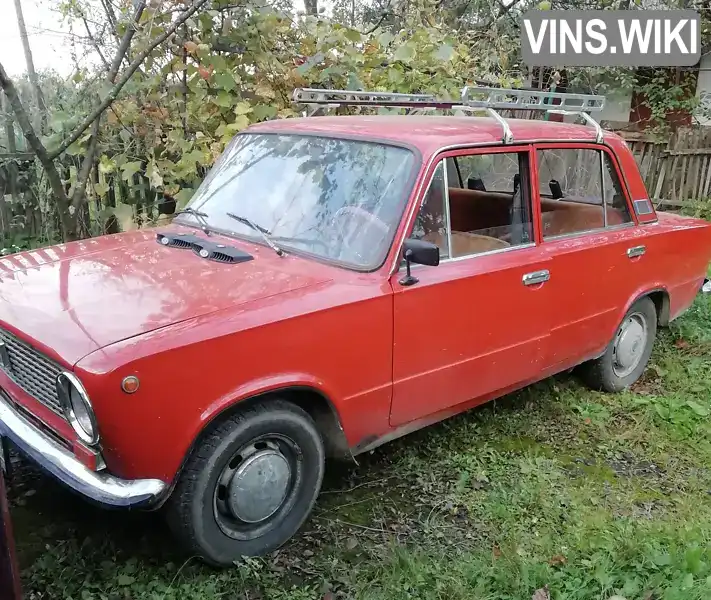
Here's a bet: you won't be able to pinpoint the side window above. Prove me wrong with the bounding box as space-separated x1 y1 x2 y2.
456 153 519 193
536 148 605 238
409 162 450 259
602 153 633 225
409 151 533 261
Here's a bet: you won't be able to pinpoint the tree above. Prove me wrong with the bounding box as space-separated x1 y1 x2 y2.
0 0 210 241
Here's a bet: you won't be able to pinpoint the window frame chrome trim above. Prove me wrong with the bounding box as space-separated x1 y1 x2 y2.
388 134 643 277
442 160 453 259
599 150 608 229
398 241 537 272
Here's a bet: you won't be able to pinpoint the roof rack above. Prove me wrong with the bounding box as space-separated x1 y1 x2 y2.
291 86 606 144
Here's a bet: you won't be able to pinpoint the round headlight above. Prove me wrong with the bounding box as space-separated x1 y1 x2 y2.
57 372 99 445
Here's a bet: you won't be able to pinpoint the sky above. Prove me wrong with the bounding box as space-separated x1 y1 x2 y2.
1 0 76 77
0 0 312 79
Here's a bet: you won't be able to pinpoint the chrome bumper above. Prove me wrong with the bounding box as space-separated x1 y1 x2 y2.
0 392 166 508
703 278 711 294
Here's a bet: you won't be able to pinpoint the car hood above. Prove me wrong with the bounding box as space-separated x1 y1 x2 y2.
0 226 333 366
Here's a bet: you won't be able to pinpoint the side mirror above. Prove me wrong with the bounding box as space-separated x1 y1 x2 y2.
399 238 439 286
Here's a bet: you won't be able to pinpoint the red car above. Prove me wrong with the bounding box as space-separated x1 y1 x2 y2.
0 87 710 566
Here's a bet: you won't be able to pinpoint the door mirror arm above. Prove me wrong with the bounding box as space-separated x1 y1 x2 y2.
399 249 419 286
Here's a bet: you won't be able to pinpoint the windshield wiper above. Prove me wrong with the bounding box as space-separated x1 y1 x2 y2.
226 212 284 257
175 207 211 235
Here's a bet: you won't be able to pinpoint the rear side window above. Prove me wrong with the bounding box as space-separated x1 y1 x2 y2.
537 148 633 238
602 153 633 225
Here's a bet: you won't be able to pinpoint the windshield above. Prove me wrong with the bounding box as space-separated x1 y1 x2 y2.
176 133 417 270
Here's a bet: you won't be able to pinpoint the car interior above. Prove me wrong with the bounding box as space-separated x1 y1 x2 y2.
414 151 633 259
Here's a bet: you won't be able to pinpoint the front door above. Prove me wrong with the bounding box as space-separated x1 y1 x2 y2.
389 147 553 427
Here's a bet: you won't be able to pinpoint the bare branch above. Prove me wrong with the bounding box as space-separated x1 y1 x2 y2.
50 0 210 161
81 14 111 71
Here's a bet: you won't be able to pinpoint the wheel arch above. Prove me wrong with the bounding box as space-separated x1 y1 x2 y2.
646 288 671 327
159 383 353 505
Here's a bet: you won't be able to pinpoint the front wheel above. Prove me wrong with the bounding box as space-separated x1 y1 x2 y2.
579 296 658 392
166 400 325 566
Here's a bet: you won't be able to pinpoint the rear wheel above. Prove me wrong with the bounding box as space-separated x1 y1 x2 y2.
166 400 325 566
579 296 657 392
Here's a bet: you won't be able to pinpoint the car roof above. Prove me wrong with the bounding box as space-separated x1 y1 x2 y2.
246 115 621 155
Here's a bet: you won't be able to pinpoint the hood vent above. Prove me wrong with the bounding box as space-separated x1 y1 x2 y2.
156 232 205 249
156 232 254 264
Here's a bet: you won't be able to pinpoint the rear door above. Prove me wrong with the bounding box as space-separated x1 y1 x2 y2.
533 143 644 370
389 146 553 427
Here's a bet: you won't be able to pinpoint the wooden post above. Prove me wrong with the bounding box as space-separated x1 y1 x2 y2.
0 466 22 600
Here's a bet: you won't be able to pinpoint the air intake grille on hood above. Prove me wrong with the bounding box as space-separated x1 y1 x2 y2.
156 232 254 264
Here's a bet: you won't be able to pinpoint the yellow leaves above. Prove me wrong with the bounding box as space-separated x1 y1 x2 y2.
234 101 252 116
255 83 276 99
146 160 164 189
98 156 116 175
93 180 110 198
231 114 251 131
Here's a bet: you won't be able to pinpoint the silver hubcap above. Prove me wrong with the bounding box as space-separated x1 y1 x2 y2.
214 437 301 540
227 449 291 523
613 312 648 377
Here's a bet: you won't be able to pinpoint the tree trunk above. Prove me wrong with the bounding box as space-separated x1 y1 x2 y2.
12 0 47 132
1 91 19 238
0 63 75 240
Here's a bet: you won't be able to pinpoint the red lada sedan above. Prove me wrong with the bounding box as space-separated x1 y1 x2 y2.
1 105 710 565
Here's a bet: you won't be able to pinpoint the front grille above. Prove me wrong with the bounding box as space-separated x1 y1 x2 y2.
0 328 65 418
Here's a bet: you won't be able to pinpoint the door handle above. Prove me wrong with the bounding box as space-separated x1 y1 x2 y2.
523 270 550 286
627 245 646 258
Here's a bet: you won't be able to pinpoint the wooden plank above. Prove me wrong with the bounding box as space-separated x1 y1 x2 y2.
664 148 711 156
657 198 695 208
695 156 706 199
0 468 22 600
680 155 689 201
703 155 711 197
691 155 700 200
653 159 667 200
666 155 679 200
700 156 708 199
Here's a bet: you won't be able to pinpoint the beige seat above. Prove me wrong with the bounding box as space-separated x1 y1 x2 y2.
540 199 627 237
423 230 510 258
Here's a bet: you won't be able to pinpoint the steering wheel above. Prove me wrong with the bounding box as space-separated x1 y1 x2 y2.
329 206 390 262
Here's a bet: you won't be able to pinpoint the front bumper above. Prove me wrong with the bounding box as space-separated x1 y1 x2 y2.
0 392 166 508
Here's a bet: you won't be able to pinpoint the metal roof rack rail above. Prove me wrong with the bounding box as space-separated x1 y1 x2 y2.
291 86 607 145
459 86 605 112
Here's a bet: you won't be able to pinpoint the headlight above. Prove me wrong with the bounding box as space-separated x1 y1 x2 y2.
57 372 99 445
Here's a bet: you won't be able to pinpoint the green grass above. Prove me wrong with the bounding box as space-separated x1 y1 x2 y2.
14 290 711 600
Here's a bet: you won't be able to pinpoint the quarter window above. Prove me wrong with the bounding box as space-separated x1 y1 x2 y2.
602 153 633 225
410 162 450 259
408 151 533 260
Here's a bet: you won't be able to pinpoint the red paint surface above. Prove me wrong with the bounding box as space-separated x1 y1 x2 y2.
1 117 710 487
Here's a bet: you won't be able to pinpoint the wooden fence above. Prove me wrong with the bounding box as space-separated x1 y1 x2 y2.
620 127 711 209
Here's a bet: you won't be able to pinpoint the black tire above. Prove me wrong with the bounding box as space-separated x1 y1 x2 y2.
579 296 657 393
166 400 325 566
